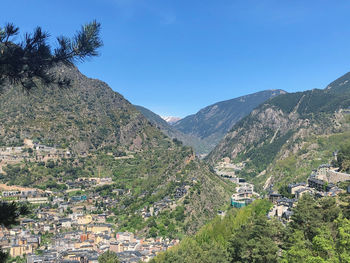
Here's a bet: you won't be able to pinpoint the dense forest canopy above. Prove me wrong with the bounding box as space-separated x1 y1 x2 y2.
151 195 350 263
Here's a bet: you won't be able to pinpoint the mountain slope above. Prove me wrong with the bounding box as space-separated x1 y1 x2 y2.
134 105 184 141
0 65 232 235
208 72 350 191
134 105 207 154
174 90 286 155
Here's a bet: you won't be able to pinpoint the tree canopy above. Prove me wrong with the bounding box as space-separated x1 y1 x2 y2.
152 195 350 263
98 251 120 263
0 202 29 263
336 142 350 173
0 21 102 89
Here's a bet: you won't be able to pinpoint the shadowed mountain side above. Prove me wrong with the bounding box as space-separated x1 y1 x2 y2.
174 90 287 155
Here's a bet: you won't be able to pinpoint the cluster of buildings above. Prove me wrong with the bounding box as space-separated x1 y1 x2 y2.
267 163 350 222
65 177 114 190
138 186 189 219
0 145 187 263
0 140 72 173
214 157 246 182
1 220 178 263
134 182 191 220
1 187 49 204
219 155 350 224
0 146 188 263
215 158 259 209
0 187 180 263
139 198 173 219
231 180 259 208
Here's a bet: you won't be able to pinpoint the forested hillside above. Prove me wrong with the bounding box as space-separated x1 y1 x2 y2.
208 72 350 191
151 195 350 263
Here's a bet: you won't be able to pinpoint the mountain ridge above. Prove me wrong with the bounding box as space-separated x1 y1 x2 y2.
0 65 232 235
134 105 208 155
173 89 287 154
207 72 350 191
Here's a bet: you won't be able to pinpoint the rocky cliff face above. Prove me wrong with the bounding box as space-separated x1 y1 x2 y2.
208 72 350 190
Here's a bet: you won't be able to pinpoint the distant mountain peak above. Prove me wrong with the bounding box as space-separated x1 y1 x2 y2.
161 116 182 124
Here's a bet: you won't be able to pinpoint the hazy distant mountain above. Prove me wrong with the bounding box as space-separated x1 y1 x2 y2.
134 105 207 154
173 90 286 155
161 116 182 124
134 105 181 138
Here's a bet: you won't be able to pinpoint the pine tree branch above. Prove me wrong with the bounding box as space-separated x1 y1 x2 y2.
0 20 103 90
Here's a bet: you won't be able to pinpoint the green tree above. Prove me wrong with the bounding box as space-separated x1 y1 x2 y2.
0 20 102 89
311 227 337 262
336 217 350 262
151 200 273 263
149 227 158 238
0 202 29 263
98 251 119 263
227 215 282 263
280 230 312 263
290 195 340 242
151 239 228 263
290 195 324 240
335 142 350 172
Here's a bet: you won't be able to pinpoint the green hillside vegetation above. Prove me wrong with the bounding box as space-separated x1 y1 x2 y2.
336 141 350 173
208 72 350 191
152 195 350 263
150 199 273 263
0 143 232 236
263 130 350 191
268 88 350 116
0 65 232 236
239 127 350 192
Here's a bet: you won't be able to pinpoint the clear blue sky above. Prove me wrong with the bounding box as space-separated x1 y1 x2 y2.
3 0 350 117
